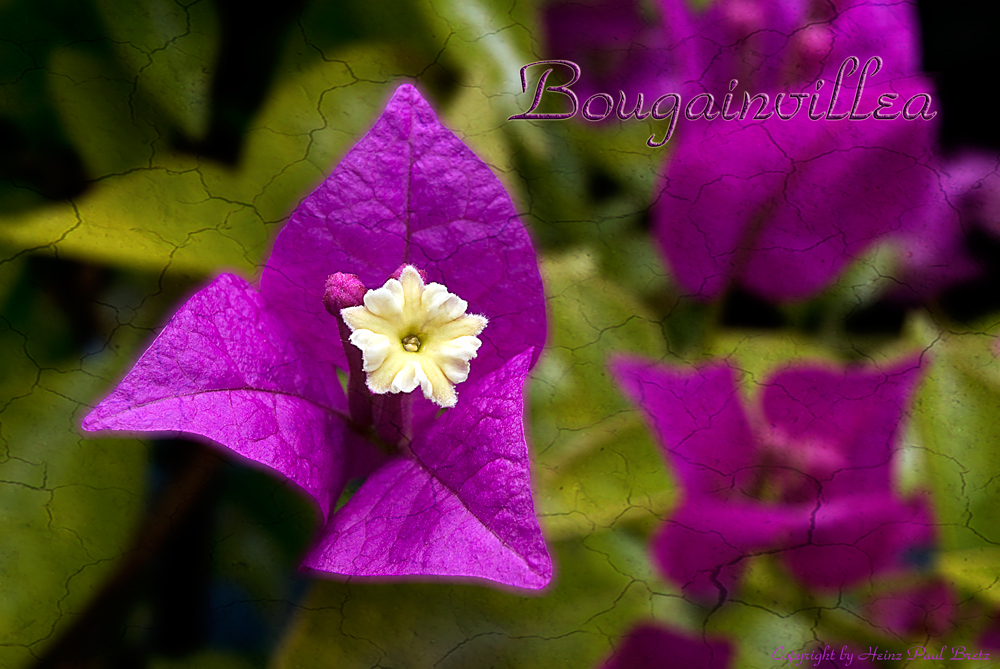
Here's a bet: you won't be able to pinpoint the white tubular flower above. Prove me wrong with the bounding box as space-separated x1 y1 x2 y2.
340 266 488 408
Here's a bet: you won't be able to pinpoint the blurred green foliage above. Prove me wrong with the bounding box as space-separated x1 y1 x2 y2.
275 531 678 668
0 250 149 666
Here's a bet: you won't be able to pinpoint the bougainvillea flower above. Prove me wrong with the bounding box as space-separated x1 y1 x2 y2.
693 0 923 95
797 0 922 86
340 265 489 408
544 0 922 99
82 85 552 589
543 0 698 104
599 624 732 669
654 81 941 301
657 0 945 302
546 0 946 302
612 357 932 598
686 0 811 95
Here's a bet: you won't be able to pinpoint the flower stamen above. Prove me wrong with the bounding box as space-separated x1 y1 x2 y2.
402 335 422 352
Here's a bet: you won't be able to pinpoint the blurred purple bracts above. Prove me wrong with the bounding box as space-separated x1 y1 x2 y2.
546 0 994 302
600 623 733 669
649 0 938 301
612 356 932 598
655 94 939 301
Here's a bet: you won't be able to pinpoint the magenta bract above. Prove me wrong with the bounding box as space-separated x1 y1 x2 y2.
891 151 1000 301
612 357 932 598
544 0 698 104
83 85 552 589
545 0 963 302
648 0 939 301
655 80 941 301
600 624 733 669
544 0 921 100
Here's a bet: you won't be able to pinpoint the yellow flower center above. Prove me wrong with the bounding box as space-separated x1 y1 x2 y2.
339 265 488 408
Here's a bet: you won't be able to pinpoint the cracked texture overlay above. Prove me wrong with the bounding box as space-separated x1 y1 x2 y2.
2 0 1000 667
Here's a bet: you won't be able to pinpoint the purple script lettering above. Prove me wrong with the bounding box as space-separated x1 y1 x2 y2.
508 60 581 120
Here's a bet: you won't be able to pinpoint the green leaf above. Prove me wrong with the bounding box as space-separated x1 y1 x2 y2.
0 45 426 273
705 331 839 387
415 0 545 153
531 250 673 539
1 0 555 275
912 323 1000 553
94 0 220 140
47 46 160 178
274 530 678 669
0 257 150 667
939 547 1000 607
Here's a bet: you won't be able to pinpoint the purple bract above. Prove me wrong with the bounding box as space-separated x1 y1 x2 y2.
890 151 1000 302
612 356 932 598
544 0 922 101
655 79 941 301
648 0 941 301
545 0 973 302
600 624 732 669
83 85 552 589
544 0 697 104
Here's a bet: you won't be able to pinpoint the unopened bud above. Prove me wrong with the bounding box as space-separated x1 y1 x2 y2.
323 273 367 315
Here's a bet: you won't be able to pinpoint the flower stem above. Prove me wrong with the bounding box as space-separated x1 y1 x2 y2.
335 316 373 428
372 391 414 452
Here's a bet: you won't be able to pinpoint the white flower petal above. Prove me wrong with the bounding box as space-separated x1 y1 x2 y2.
439 357 471 384
391 359 430 396
423 283 469 321
415 364 434 400
363 280 404 318
349 329 392 372
440 335 483 360
435 335 483 383
421 283 451 314
340 305 386 334
441 295 468 320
